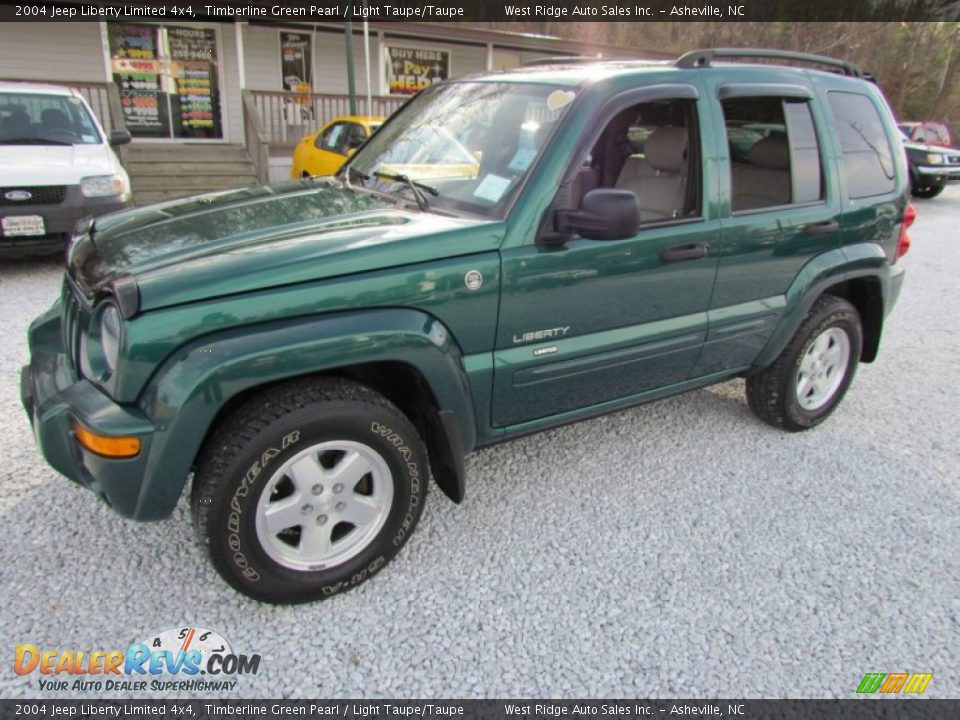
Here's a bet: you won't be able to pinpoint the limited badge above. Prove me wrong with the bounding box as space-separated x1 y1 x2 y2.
464 270 483 291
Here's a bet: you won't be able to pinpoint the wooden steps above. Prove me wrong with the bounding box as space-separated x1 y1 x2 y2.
125 143 258 206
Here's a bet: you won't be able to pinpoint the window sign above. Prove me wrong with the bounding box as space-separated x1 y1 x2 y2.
168 26 221 139
280 31 312 92
385 46 450 96
109 23 166 136
108 23 222 140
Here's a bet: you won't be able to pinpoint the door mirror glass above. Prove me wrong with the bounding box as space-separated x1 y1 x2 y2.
109 129 132 146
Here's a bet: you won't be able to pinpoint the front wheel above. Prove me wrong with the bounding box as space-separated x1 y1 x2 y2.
747 295 863 432
911 182 944 199
191 378 428 603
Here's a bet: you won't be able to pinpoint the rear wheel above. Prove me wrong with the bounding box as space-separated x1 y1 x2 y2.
747 295 862 432
191 377 428 603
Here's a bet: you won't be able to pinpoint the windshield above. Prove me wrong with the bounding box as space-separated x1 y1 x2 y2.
346 82 574 217
0 92 102 145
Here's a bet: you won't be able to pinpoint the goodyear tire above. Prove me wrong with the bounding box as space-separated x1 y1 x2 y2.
192 377 428 604
746 295 863 432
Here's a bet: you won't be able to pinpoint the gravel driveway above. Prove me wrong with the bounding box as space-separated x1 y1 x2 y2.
1 187 958 699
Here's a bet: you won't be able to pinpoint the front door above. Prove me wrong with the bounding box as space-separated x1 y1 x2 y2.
492 92 719 428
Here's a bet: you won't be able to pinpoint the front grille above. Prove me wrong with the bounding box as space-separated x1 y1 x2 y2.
0 232 68 249
947 155 960 165
1 185 66 206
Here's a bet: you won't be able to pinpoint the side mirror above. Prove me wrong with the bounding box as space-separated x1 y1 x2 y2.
557 189 640 241
109 129 132 146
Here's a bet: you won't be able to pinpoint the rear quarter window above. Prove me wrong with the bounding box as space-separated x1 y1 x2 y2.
827 91 896 199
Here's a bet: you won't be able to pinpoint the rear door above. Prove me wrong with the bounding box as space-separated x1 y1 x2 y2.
692 81 843 376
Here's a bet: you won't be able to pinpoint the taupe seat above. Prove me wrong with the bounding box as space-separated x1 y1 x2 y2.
615 126 688 221
731 135 791 211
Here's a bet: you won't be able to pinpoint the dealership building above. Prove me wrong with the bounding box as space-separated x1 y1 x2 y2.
0 19 664 201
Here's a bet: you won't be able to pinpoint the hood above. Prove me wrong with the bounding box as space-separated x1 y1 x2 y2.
0 143 119 186
902 138 960 156
69 179 503 312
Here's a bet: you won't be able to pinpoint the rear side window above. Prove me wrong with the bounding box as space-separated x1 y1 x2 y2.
722 96 823 212
827 92 896 198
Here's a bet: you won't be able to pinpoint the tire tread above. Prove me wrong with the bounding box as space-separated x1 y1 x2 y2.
746 294 861 432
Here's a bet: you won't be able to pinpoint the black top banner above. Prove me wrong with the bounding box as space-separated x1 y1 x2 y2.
0 0 957 22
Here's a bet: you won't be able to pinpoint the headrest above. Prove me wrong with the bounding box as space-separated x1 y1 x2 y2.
748 135 790 170
42 109 69 128
644 126 688 173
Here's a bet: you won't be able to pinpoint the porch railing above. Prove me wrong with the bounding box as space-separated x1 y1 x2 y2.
242 89 271 185
248 89 406 146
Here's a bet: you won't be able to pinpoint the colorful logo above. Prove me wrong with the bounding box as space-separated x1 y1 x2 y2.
14 626 261 693
856 672 933 694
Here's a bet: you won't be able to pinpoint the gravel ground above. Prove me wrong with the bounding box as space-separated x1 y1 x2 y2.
1 187 958 700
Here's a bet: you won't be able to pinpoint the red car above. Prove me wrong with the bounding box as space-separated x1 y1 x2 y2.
898 121 952 148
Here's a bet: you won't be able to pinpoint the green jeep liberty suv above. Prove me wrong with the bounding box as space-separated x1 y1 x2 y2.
22 49 912 603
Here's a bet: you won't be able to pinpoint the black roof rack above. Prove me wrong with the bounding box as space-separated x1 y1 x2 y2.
675 48 864 78
522 56 606 67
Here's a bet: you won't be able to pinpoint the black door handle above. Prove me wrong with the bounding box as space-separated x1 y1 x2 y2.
802 220 839 236
661 242 709 263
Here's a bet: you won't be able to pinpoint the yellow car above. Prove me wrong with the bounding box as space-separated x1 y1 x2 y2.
291 115 384 178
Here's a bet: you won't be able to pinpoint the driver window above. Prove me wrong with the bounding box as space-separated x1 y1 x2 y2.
317 122 347 153
572 98 701 224
345 123 367 151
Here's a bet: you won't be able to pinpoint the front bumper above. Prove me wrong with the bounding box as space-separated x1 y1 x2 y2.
1 186 129 254
22 304 156 519
914 164 960 184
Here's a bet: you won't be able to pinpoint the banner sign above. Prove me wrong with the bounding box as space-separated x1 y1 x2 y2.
386 46 450 96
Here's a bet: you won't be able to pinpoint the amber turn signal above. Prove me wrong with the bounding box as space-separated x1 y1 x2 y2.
73 423 141 458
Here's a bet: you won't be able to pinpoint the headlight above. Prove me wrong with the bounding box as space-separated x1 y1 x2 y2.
925 153 945 165
100 303 122 375
80 174 126 198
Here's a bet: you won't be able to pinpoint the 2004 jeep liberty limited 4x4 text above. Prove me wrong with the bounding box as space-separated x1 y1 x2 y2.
22 49 912 603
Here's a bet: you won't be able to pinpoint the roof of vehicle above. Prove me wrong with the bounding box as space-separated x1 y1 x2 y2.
473 60 676 86
325 115 385 126
0 80 78 96
464 60 864 87
468 49 869 88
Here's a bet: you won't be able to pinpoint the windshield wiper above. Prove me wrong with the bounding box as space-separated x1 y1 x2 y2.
374 171 439 212
0 137 73 146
